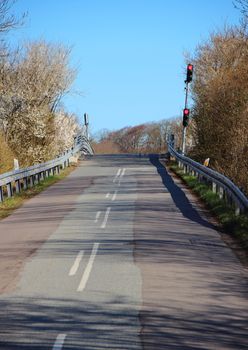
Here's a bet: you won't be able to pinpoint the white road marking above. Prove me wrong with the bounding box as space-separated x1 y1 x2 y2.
94 211 101 223
105 192 110 198
77 243 100 292
121 168 126 177
118 168 126 186
113 168 121 182
112 190 118 201
69 250 84 276
52 334 66 350
101 207 111 228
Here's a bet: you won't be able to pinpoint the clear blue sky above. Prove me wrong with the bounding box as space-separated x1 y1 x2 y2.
9 0 241 133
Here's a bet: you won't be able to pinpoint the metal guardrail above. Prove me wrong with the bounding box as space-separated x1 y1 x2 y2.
0 129 94 202
167 143 248 215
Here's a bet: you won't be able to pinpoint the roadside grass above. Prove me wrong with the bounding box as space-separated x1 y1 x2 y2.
0 165 77 220
168 161 248 250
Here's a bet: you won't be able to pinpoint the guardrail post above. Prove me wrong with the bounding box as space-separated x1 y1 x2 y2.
30 176 34 187
218 186 224 199
212 182 217 193
7 183 13 198
15 180 21 194
0 186 3 202
235 204 241 216
37 174 40 183
23 178 28 190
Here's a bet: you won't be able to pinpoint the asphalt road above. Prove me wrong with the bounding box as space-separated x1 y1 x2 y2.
0 155 247 349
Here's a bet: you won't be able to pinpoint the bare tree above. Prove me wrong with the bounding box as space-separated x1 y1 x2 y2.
234 0 248 16
0 40 77 165
52 110 80 155
189 24 248 194
0 0 26 34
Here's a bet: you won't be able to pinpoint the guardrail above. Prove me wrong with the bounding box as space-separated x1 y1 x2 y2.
167 143 248 215
0 130 94 202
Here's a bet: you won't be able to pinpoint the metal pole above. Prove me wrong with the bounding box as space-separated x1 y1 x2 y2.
84 113 90 140
182 82 189 155
182 127 187 154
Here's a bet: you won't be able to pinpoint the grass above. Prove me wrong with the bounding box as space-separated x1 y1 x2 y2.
0 165 77 220
168 161 248 250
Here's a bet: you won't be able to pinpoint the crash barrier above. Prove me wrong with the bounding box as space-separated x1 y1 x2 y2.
0 131 94 202
167 143 248 215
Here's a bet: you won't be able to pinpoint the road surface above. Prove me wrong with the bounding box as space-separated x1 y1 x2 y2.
0 155 247 349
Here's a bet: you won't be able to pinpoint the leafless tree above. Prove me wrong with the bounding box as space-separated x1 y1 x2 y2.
0 40 78 165
234 0 248 16
189 24 248 194
0 0 26 33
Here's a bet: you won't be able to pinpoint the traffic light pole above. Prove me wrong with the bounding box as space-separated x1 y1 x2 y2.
182 81 189 155
84 113 90 140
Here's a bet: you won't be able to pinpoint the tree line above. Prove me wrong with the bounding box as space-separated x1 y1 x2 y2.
92 117 186 154
0 0 80 173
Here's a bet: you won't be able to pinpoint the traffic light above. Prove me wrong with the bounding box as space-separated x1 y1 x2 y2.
186 64 193 83
183 108 190 127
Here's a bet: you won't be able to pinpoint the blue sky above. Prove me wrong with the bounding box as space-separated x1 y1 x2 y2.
9 0 241 133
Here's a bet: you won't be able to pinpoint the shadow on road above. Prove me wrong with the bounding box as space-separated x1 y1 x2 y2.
149 155 214 230
0 295 247 349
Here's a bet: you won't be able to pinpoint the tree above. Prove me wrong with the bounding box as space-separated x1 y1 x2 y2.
92 117 187 155
0 40 77 165
52 111 80 156
0 132 15 173
234 0 248 17
0 0 26 34
189 25 248 194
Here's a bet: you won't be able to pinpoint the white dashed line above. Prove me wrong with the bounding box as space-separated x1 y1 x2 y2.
121 168 126 177
69 250 84 276
94 211 101 223
105 192 110 198
113 168 121 182
112 190 118 201
101 207 111 228
118 168 126 186
52 334 66 350
77 243 100 292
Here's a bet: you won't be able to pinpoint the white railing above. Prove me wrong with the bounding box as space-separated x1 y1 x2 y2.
167 143 248 215
0 130 94 202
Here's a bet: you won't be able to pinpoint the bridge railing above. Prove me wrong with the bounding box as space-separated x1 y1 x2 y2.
0 130 93 202
167 143 248 215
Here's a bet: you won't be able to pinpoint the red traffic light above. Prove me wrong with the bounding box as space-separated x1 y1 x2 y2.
186 64 193 83
183 108 190 127
183 108 190 116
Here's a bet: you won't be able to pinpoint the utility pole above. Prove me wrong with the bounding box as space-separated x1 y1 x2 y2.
182 64 193 155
